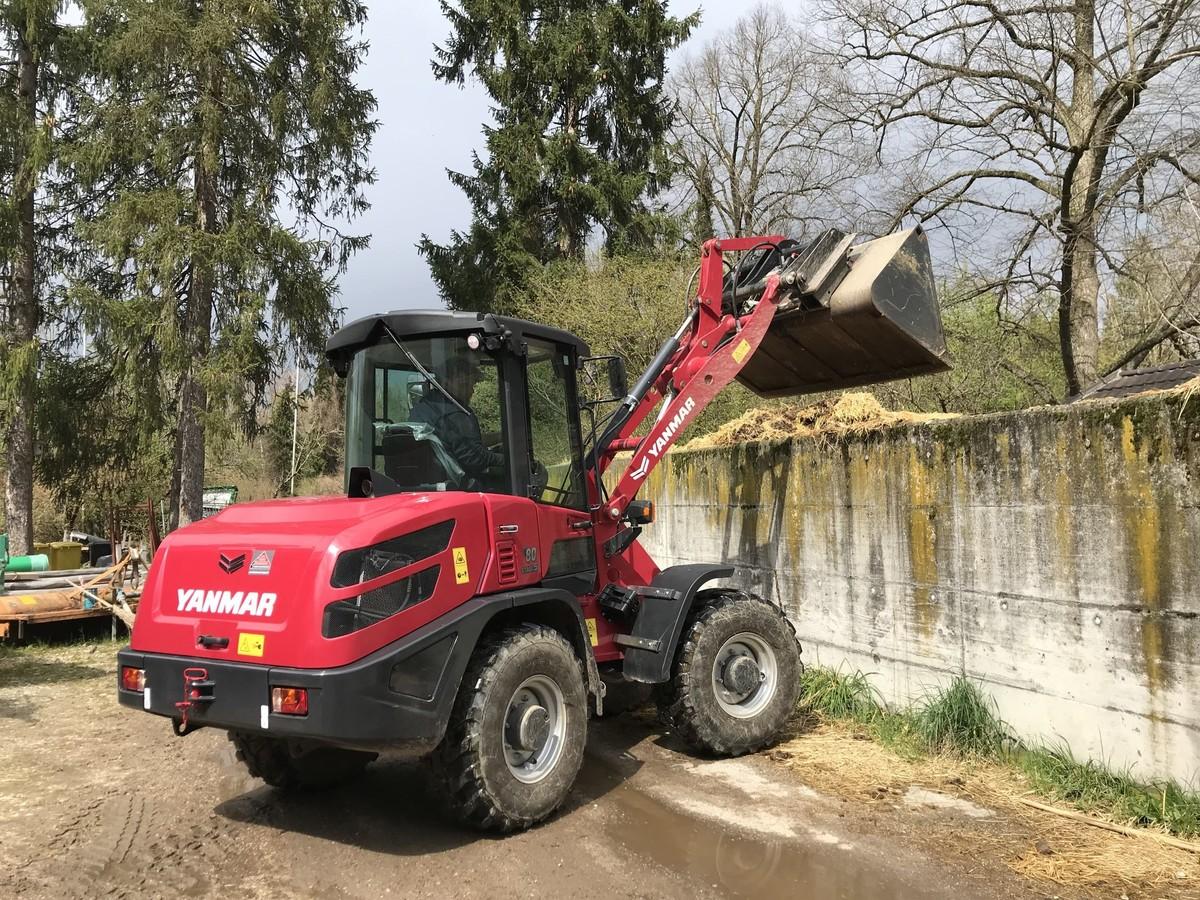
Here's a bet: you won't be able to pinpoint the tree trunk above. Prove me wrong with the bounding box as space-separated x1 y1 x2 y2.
4 37 39 555
1059 0 1101 396
1062 193 1101 394
176 64 220 527
167 419 182 531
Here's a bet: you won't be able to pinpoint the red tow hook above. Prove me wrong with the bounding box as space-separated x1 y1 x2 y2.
174 667 215 735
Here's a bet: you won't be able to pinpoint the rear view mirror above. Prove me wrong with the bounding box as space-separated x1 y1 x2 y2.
606 357 628 400
580 355 628 405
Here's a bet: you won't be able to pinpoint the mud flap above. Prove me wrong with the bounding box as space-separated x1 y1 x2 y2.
620 564 734 684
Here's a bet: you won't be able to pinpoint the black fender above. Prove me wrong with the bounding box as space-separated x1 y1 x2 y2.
620 564 734 684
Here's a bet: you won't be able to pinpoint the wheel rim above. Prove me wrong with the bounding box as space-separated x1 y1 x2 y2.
503 675 567 784
712 632 779 719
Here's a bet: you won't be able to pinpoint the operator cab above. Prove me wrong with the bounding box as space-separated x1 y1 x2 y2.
327 311 593 510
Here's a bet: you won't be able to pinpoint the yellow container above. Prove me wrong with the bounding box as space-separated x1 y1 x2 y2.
34 542 51 557
48 541 83 571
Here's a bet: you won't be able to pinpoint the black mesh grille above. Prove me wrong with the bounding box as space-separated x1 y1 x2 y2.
331 520 454 588
322 565 440 638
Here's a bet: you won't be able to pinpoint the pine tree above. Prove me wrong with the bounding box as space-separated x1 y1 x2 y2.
0 2 80 553
69 0 376 527
420 0 696 312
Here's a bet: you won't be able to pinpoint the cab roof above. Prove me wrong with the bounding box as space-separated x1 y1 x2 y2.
325 309 590 373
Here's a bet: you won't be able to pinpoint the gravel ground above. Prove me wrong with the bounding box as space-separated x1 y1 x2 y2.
0 640 1102 900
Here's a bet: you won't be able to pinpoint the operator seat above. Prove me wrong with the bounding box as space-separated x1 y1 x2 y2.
380 425 454 488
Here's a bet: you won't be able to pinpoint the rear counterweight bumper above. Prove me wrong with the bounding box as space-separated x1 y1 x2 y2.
117 590 580 755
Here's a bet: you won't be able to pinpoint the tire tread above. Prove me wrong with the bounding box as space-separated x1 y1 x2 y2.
431 625 585 832
659 590 801 756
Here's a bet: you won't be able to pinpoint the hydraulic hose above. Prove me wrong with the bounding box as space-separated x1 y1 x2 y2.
588 309 695 468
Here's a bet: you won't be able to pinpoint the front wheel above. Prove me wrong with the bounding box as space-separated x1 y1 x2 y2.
658 590 802 756
431 625 587 832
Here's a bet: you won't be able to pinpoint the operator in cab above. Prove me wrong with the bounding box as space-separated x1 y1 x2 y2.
410 349 505 488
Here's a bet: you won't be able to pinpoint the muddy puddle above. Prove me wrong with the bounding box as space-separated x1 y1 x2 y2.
579 762 940 899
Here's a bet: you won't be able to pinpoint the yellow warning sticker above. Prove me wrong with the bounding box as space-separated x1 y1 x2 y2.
237 633 265 657
585 617 599 647
453 546 470 585
18 595 37 606
732 339 752 364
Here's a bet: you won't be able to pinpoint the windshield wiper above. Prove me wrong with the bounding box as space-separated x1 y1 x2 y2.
381 324 473 419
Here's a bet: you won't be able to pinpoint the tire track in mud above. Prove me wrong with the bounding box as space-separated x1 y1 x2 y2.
1 788 263 899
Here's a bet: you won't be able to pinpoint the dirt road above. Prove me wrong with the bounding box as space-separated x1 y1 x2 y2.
0 642 1103 899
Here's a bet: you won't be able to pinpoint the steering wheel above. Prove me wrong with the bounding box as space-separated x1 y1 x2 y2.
529 459 549 500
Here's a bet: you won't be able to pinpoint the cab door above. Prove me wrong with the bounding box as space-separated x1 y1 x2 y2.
523 339 597 599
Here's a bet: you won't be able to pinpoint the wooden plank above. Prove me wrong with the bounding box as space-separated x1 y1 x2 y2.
0 607 114 625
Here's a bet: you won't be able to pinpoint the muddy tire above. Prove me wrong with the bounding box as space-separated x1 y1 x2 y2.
431 625 587 832
229 732 376 790
658 590 801 756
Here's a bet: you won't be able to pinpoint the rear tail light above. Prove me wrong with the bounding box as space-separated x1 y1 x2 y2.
271 686 308 716
121 666 146 692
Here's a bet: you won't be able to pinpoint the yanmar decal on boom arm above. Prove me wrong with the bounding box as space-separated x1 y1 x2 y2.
591 236 790 521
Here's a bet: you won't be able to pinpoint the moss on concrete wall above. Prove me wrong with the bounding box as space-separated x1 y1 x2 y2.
639 391 1200 783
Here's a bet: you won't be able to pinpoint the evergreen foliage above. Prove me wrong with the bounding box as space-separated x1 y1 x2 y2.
64 0 377 525
419 0 697 311
0 1 84 552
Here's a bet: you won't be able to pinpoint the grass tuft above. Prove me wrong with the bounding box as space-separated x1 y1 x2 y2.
912 677 1010 757
799 665 883 723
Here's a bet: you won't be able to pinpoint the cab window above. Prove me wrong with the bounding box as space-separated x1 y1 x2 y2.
525 339 586 510
345 336 510 493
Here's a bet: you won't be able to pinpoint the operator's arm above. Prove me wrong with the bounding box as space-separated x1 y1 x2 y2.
441 409 505 478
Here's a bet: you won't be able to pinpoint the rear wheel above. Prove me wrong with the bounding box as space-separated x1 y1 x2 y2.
431 625 587 832
229 732 376 790
658 590 801 755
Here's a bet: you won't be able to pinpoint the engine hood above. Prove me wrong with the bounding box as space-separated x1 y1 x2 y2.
180 493 442 539
130 491 493 669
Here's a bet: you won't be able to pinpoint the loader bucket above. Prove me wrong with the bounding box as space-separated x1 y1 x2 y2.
737 226 949 397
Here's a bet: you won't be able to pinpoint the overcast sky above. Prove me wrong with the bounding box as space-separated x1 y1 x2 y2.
334 1 764 324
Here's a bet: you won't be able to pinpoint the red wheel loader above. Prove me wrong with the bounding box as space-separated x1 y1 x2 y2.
118 227 948 831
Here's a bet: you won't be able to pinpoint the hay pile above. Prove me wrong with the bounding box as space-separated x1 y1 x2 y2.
769 720 1198 893
683 392 958 450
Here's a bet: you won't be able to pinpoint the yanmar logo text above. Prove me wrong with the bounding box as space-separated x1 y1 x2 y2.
176 589 277 617
629 396 696 480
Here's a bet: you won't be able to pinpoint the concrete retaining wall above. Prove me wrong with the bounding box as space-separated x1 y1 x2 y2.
637 392 1200 784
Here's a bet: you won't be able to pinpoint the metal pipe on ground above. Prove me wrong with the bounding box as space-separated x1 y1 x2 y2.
4 554 49 574
1 591 88 615
5 566 114 581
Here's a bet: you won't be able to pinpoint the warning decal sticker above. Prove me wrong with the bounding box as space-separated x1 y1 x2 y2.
248 549 274 575
452 547 470 584
237 633 265 657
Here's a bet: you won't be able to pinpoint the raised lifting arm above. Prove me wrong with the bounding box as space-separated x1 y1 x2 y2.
592 236 788 522
587 226 949 525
